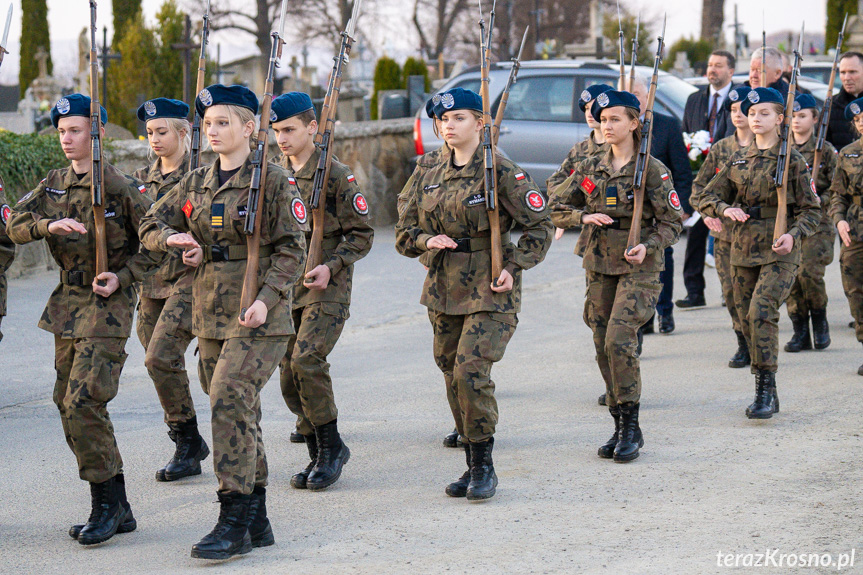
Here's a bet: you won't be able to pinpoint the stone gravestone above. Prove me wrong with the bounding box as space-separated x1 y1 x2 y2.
672 51 694 79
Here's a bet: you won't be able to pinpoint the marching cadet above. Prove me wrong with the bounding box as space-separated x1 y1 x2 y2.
6 94 154 545
691 85 754 369
828 96 863 376
551 90 682 462
133 97 209 482
395 87 552 500
0 175 14 344
783 94 837 353
699 87 821 419
139 84 308 559
270 92 374 491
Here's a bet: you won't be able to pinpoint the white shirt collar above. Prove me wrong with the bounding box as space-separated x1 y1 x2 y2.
709 82 732 102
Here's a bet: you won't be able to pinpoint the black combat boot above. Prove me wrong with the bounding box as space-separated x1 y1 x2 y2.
597 393 607 406
466 437 497 501
859 343 863 376
443 428 462 448
77 476 124 545
307 420 351 491
746 371 778 419
191 492 253 560
729 331 751 368
247 486 274 548
289 428 306 443
70 473 136 540
290 434 318 489
155 428 178 481
445 444 471 497
160 417 210 482
613 403 644 462
641 314 655 335
784 313 812 352
597 406 621 459
810 309 831 350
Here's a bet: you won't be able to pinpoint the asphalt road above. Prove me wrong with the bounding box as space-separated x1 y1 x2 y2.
0 229 860 574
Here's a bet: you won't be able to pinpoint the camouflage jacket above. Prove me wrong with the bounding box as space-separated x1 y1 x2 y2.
550 150 683 275
792 135 837 235
829 138 863 240
395 144 553 315
6 163 156 338
280 148 373 308
139 156 308 339
699 141 822 267
398 145 448 268
0 175 16 316
133 156 193 299
546 132 607 199
691 134 745 243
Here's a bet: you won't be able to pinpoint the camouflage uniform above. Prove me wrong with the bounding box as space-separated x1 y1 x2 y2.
6 163 155 483
546 133 607 199
139 157 308 495
396 145 553 442
828 139 863 344
700 143 822 373
278 150 374 436
785 137 837 317
690 135 744 332
0 175 15 343
551 151 682 406
132 158 197 425
399 145 449 270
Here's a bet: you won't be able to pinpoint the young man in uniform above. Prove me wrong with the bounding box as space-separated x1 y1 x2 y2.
270 92 374 491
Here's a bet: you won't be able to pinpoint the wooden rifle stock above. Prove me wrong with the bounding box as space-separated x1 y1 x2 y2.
773 25 804 242
189 2 210 171
89 1 108 279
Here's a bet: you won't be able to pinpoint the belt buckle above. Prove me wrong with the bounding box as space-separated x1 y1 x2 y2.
211 245 227 262
70 270 85 286
750 206 762 219
451 238 470 253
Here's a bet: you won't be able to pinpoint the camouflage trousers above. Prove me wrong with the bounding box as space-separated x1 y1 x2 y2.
714 239 741 333
427 310 517 442
839 240 863 343
584 270 661 407
197 336 288 495
136 293 196 425
732 262 798 373
786 231 835 317
279 302 348 437
53 336 128 483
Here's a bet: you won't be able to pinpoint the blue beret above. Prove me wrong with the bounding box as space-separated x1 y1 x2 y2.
438 87 482 114
425 93 444 119
590 90 641 123
740 87 784 116
51 94 107 128
845 96 863 120
724 85 752 111
136 98 190 122
195 84 259 118
792 93 817 113
578 83 614 113
271 92 314 123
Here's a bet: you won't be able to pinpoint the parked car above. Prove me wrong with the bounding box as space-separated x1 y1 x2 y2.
800 62 842 91
685 74 830 105
413 59 699 190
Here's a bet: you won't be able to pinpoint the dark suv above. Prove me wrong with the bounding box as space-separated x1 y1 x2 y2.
413 59 698 189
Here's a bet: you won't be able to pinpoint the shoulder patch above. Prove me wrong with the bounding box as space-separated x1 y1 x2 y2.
660 173 669 181
138 184 147 194
352 192 369 215
515 172 526 181
346 174 356 183
17 191 34 204
0 204 10 225
182 199 193 218
524 190 546 212
291 197 308 224
580 176 596 194
287 176 297 186
667 189 682 210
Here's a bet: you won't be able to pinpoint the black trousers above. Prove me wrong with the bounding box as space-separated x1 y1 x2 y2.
682 217 710 299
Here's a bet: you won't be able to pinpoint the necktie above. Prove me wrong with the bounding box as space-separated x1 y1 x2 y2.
708 92 719 136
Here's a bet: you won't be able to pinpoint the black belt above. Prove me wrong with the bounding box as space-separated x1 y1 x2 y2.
203 244 275 262
60 270 93 286
449 233 508 253
741 206 795 220
605 217 655 230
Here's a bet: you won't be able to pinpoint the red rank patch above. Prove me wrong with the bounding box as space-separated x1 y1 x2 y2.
515 172 526 181
715 167 721 174
292 197 308 224
668 190 681 210
525 190 546 212
580 177 596 194
182 199 193 218
0 204 10 225
353 192 369 215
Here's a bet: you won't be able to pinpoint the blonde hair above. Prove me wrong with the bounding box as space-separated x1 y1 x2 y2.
146 117 191 162
624 107 643 149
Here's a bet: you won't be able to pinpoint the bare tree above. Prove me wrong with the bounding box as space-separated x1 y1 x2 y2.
412 0 470 59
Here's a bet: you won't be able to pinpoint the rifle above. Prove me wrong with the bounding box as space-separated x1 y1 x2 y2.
761 13 767 88
89 1 108 281
492 26 528 145
188 0 211 171
773 24 804 243
305 0 362 278
0 4 11 70
478 0 504 284
629 12 640 91
616 0 626 90
813 14 846 190
239 0 288 319
627 14 666 253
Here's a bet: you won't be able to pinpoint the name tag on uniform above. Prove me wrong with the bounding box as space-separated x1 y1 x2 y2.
845 153 860 158
46 187 66 195
237 204 248 218
605 186 618 208
464 193 485 207
423 184 440 191
211 203 224 229
104 210 117 218
732 159 747 166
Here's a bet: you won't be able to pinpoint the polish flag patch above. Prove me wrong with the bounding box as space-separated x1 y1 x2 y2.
138 184 147 194
353 192 369 215
515 172 526 181
292 197 308 224
661 173 670 181
347 174 356 183
182 199 194 218
525 190 546 212
580 177 596 194
287 176 297 185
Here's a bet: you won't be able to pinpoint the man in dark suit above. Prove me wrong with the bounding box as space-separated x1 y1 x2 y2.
826 51 863 151
677 50 737 309
631 76 693 334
